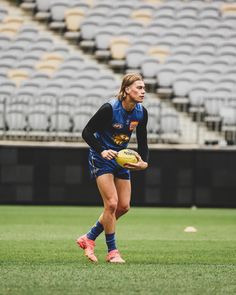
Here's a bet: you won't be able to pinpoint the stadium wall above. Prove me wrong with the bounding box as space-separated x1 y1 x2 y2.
0 145 236 207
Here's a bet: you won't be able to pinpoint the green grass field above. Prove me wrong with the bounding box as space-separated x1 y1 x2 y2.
0 206 236 295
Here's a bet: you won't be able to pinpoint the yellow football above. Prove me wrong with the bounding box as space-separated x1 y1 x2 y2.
115 149 138 168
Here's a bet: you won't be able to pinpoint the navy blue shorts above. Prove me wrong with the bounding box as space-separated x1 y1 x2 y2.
88 150 130 180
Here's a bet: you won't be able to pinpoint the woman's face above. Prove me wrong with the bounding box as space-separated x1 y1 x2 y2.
126 80 146 103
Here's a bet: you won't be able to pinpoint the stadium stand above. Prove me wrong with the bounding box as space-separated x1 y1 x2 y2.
1 0 236 145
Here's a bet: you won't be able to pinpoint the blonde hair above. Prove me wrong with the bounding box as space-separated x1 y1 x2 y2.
117 73 143 101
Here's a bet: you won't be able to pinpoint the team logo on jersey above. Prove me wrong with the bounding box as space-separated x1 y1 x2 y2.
129 121 139 131
112 123 123 129
113 134 129 145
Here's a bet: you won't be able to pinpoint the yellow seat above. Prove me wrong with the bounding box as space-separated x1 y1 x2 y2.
3 15 24 26
41 52 64 63
110 37 130 60
148 46 170 63
36 53 64 74
85 0 94 7
65 8 85 32
8 69 29 87
35 61 59 76
0 15 24 36
131 10 152 26
221 3 236 15
0 25 19 36
143 0 163 4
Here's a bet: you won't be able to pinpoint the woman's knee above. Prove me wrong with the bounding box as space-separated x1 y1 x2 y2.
105 200 118 214
117 204 130 215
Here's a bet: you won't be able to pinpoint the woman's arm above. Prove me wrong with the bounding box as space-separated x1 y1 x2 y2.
124 107 149 170
82 103 112 154
136 106 149 163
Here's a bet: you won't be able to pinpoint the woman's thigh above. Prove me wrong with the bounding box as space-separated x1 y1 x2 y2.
96 173 118 206
114 178 131 208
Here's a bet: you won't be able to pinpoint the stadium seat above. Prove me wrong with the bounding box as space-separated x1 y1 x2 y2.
160 109 181 143
27 110 49 133
49 1 68 31
109 37 131 71
0 35 12 51
8 69 29 87
125 46 147 72
79 19 99 50
0 6 8 22
94 28 115 61
50 111 72 133
73 111 92 136
5 109 27 134
220 106 236 133
131 10 153 26
64 7 85 41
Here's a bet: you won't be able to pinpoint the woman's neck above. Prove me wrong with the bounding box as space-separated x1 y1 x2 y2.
121 97 135 112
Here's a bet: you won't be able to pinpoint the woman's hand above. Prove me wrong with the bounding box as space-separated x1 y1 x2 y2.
101 149 118 160
124 153 148 171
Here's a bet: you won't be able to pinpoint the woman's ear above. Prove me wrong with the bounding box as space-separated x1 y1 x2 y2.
125 87 130 93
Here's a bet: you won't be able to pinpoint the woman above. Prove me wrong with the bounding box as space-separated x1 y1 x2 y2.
76 73 149 263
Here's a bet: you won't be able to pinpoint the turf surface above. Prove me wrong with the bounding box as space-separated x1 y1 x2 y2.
0 206 235 295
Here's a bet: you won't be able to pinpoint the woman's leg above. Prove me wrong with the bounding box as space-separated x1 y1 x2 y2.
97 178 131 221
96 173 118 234
76 173 118 262
96 174 125 263
115 178 131 220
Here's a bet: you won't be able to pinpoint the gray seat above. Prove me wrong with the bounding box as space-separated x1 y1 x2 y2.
18 25 39 38
89 2 113 14
5 110 27 131
141 57 160 79
0 7 8 22
172 77 195 98
94 27 118 60
199 6 219 19
62 85 85 99
36 90 58 110
76 73 96 88
49 1 68 30
35 0 52 21
144 98 161 116
51 73 71 85
50 111 72 132
20 80 41 93
58 101 74 115
27 110 49 132
10 89 34 105
204 94 227 125
188 86 209 114
160 111 181 143
125 46 146 71
176 6 198 18
157 67 177 88
73 111 92 134
0 53 17 69
0 35 11 51
29 72 49 84
220 106 236 132
138 31 160 46
43 81 64 94
80 18 100 39
153 6 175 19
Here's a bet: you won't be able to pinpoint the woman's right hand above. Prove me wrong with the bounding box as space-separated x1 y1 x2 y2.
101 149 118 160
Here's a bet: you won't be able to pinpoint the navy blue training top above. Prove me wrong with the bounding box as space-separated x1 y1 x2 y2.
82 98 149 162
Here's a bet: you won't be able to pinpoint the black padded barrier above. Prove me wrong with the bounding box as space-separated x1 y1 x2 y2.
0 145 236 207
